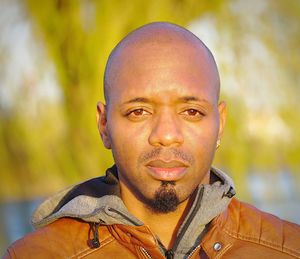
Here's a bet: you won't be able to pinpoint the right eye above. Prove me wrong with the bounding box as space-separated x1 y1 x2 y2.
126 108 151 121
131 109 146 116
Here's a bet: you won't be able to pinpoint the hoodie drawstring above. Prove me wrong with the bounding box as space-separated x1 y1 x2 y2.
90 222 101 248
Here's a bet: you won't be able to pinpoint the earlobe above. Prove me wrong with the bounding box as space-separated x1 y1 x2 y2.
217 101 227 141
96 101 112 149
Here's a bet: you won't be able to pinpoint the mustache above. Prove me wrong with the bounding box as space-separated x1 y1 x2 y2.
138 147 194 165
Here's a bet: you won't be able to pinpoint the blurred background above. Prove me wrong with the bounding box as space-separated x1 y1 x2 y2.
0 0 300 254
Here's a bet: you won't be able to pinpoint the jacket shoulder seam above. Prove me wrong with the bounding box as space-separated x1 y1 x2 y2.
222 227 300 257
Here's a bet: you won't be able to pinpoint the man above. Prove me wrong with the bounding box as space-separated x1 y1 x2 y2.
4 22 300 258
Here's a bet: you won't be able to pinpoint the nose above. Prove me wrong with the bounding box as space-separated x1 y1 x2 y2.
148 110 184 147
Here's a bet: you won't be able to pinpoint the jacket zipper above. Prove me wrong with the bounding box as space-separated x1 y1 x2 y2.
154 187 204 259
140 246 152 259
109 188 204 258
165 249 174 259
187 244 200 258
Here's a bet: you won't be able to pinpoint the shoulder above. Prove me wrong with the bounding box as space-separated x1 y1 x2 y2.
4 218 114 259
205 198 300 258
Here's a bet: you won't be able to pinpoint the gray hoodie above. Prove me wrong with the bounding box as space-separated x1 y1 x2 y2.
31 165 235 258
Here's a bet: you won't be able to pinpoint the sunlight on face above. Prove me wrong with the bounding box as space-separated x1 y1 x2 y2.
98 24 225 213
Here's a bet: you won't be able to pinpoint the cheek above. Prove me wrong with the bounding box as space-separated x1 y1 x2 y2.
108 120 149 162
184 120 219 149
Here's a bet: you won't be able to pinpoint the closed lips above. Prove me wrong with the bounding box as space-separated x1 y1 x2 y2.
145 160 188 181
146 160 188 168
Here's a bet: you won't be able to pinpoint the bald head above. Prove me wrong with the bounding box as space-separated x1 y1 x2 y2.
103 22 220 104
97 23 226 210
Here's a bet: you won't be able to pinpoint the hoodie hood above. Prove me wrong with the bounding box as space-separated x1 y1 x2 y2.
32 166 143 228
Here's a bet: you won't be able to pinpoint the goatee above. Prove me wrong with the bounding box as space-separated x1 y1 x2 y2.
146 181 179 213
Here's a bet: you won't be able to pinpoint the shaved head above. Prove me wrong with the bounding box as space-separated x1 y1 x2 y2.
97 22 226 215
103 22 220 105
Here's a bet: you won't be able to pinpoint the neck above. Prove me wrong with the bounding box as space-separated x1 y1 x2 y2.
120 183 197 249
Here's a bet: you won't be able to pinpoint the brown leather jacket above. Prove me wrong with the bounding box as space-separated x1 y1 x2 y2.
4 198 300 258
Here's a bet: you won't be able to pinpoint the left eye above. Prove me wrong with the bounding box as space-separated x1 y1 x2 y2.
183 109 203 116
185 109 200 116
181 109 205 120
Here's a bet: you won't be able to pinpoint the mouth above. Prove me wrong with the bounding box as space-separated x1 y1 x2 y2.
145 160 188 181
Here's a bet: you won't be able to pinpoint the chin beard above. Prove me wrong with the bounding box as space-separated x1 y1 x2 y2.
146 181 179 214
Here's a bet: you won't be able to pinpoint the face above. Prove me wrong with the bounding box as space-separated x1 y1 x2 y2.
97 40 226 210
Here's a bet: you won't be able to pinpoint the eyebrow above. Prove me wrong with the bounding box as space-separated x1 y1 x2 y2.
177 96 209 103
122 96 210 105
123 97 152 104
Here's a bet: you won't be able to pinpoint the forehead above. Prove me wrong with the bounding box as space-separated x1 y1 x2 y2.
107 40 219 105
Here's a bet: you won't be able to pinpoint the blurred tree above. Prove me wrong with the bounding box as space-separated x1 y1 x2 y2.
0 0 223 199
1 0 299 200
186 0 300 198
211 0 300 197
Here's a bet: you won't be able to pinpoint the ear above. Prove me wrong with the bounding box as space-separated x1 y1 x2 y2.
217 101 227 141
96 101 112 149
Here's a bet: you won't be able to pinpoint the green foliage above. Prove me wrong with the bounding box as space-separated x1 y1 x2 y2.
0 0 222 200
1 0 299 200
